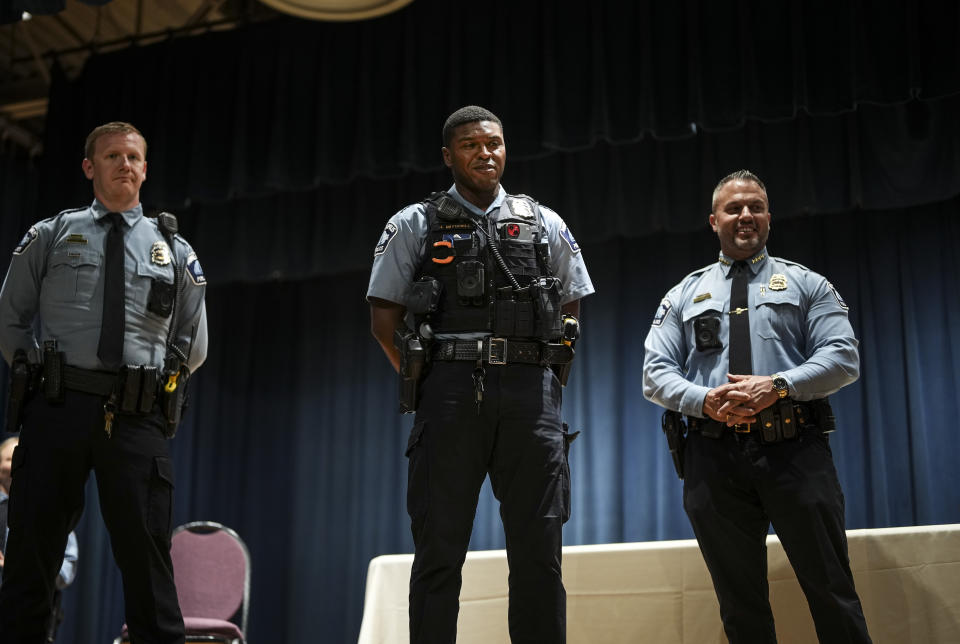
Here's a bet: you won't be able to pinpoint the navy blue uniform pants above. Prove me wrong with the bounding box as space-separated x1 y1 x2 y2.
683 428 872 644
406 361 572 644
0 389 184 644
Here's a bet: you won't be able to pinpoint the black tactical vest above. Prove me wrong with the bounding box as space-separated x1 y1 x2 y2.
409 191 563 341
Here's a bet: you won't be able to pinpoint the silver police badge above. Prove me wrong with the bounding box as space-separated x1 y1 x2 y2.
151 240 172 266
769 274 788 290
506 197 537 221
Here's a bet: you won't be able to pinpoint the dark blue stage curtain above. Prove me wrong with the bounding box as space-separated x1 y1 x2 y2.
33 91 960 287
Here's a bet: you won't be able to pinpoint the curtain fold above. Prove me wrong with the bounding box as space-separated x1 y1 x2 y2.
161 93 960 286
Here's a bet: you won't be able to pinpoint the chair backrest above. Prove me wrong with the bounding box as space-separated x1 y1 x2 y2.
170 521 251 635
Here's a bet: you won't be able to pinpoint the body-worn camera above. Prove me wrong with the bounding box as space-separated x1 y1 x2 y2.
694 315 723 351
147 279 176 317
456 260 485 300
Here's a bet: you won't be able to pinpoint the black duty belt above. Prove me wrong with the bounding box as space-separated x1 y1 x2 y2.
62 365 118 396
432 337 573 365
687 399 820 443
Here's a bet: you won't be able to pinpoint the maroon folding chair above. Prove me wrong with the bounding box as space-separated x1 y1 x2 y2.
116 521 251 643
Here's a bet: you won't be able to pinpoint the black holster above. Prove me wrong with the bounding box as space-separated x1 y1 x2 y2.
550 314 580 386
394 328 427 414
159 366 190 437
5 349 39 433
809 397 837 433
661 410 687 479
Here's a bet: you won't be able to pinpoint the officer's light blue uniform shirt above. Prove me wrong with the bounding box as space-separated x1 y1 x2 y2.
367 184 595 337
643 248 859 418
0 200 208 372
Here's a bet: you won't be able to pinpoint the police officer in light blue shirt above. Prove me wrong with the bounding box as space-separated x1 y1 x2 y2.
642 170 872 643
0 121 207 644
368 106 594 644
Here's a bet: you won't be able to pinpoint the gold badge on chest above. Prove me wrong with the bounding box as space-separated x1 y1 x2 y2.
151 240 172 266
768 273 788 291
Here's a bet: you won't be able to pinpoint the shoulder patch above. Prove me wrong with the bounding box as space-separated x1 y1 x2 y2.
374 222 399 257
559 224 581 253
652 298 672 327
827 282 848 310
186 252 206 285
13 226 39 255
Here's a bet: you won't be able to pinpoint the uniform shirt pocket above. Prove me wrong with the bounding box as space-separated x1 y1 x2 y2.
45 247 101 302
681 298 725 324
136 261 175 306
756 289 803 345
682 299 726 351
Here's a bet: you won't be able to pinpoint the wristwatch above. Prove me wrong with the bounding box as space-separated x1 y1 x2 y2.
771 374 789 399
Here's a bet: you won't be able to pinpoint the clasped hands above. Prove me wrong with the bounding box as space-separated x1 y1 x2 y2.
702 374 780 426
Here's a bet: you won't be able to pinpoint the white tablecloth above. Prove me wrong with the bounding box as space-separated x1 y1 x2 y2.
358 524 960 643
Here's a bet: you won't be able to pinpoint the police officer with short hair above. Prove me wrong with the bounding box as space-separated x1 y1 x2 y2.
368 105 594 643
0 121 207 644
642 170 872 643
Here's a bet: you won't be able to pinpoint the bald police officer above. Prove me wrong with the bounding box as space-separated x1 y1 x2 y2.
0 121 207 644
642 170 871 643
368 106 594 643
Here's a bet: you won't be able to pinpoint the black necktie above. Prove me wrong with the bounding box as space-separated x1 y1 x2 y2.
97 212 126 370
728 260 752 375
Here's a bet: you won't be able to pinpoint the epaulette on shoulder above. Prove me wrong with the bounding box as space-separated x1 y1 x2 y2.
49 206 87 223
507 193 540 205
422 190 447 202
681 262 715 284
770 256 810 272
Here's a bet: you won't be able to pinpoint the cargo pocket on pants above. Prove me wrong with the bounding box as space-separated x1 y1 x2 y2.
147 457 175 537
560 423 579 524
